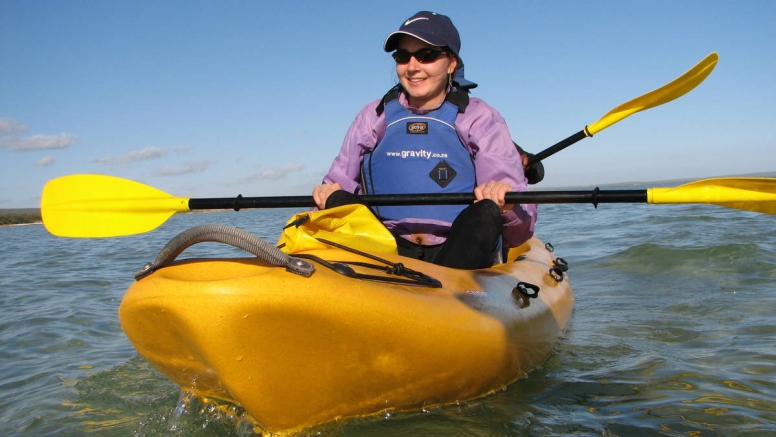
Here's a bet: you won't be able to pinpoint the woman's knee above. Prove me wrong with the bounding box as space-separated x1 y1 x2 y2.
470 199 501 217
459 199 502 228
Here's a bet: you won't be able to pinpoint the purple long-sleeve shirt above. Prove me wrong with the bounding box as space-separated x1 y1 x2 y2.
322 91 538 248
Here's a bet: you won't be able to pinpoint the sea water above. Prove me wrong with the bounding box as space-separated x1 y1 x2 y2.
1 181 775 436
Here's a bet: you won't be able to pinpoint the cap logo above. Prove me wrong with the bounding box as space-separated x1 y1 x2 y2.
404 17 429 26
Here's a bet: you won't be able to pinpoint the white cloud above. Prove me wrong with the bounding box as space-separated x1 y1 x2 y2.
0 133 77 151
153 160 212 176
91 146 168 164
240 162 304 182
0 118 28 135
172 145 192 153
34 156 55 167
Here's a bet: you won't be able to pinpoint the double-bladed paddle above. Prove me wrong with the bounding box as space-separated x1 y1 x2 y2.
526 52 719 167
41 174 775 238
40 52 737 239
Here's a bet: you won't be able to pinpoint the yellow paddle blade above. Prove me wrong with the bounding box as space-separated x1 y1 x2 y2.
648 177 776 215
41 174 190 238
586 52 719 136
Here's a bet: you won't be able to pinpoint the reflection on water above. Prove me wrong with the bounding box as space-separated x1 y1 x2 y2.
1 201 775 436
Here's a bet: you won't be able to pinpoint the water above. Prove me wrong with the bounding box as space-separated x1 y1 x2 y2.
1 183 775 436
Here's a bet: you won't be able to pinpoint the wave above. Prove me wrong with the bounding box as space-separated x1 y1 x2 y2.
590 243 776 278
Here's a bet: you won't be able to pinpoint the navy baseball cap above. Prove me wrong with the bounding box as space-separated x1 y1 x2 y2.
383 11 477 89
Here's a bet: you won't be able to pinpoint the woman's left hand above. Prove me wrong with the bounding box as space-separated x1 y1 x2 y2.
474 180 515 214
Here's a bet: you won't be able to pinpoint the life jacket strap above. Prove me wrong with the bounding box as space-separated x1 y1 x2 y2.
375 85 470 116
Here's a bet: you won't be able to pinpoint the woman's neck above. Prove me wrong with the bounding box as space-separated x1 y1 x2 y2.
405 87 449 111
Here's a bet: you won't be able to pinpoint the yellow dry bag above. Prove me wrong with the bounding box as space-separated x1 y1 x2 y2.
277 204 398 255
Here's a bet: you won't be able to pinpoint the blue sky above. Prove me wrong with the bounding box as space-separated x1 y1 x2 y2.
1 1 774 208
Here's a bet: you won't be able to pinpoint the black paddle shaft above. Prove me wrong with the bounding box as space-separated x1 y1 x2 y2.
527 130 588 167
189 128 594 212
187 188 648 211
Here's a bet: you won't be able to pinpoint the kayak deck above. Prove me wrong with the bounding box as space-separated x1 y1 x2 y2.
119 237 573 434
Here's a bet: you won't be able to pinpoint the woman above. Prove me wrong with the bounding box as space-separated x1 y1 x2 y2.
313 11 537 269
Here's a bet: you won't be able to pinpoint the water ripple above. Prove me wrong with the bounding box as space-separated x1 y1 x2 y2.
2 200 775 436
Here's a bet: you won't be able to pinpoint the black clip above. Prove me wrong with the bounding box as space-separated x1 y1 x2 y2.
553 257 569 272
512 282 540 309
283 214 310 230
549 266 564 282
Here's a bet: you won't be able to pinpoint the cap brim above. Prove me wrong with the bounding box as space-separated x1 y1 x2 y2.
383 31 445 52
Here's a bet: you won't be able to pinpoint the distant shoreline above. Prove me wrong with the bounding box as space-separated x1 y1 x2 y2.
0 209 42 227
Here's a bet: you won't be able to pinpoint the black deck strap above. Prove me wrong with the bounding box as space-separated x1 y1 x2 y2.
351 260 442 288
316 238 391 265
305 238 442 288
294 254 442 287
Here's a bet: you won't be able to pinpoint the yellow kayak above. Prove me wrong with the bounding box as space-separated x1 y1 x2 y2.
119 217 573 435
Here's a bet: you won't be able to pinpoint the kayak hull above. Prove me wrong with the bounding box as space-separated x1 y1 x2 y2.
119 237 573 434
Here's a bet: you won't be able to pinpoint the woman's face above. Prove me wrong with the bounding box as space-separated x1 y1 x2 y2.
395 36 458 110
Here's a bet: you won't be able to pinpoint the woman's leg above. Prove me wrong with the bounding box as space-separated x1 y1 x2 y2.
432 200 503 269
325 191 501 268
394 235 444 262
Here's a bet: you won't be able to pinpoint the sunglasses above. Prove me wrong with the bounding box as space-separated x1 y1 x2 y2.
392 48 448 64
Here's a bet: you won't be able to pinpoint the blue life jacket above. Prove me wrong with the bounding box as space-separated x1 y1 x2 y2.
362 87 476 224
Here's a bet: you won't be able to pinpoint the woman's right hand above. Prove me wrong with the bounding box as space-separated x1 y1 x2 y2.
312 183 342 209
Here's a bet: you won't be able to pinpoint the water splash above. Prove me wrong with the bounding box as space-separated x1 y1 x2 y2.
165 390 260 436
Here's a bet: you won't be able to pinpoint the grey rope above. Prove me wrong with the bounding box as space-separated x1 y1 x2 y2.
134 224 315 280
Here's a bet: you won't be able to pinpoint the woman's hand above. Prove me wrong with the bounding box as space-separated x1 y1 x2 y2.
520 152 529 170
474 180 515 214
312 183 342 209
